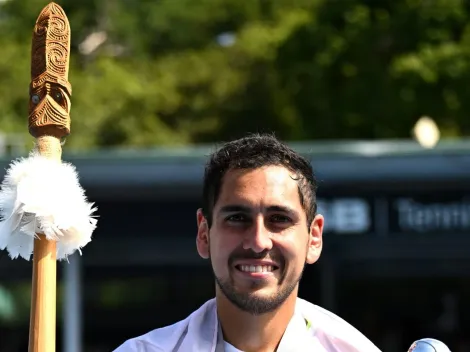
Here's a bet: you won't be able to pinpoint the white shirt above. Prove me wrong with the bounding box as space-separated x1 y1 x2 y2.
113 298 381 351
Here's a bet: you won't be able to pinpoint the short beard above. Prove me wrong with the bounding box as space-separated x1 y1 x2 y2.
212 261 305 316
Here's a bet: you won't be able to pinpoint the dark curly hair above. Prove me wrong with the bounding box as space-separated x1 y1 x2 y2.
202 133 318 228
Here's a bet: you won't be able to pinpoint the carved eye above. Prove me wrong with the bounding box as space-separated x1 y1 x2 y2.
31 94 40 104
54 91 63 102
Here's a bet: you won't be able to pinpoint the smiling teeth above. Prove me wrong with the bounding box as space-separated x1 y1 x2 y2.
239 265 274 273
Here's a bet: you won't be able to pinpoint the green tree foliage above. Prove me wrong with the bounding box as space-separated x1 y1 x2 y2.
0 0 469 149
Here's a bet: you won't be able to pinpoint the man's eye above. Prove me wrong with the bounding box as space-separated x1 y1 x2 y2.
226 214 248 222
271 215 291 223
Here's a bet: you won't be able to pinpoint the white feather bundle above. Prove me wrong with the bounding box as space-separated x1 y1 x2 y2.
0 150 97 261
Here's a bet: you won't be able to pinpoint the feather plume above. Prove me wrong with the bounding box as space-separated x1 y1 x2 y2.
0 150 97 260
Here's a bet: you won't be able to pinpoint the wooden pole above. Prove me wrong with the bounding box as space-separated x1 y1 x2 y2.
29 235 57 352
27 3 73 351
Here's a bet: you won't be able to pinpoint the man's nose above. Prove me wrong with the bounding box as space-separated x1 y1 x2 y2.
242 217 273 253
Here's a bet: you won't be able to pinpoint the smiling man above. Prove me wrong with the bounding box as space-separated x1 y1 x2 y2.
114 134 381 352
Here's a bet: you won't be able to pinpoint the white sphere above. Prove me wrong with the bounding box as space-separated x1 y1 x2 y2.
408 338 451 352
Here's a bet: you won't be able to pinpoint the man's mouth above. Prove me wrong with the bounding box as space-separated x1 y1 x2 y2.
235 264 279 273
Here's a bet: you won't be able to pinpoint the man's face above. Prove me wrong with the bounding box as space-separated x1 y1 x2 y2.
196 165 323 315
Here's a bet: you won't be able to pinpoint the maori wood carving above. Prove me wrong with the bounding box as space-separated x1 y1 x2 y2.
29 2 72 139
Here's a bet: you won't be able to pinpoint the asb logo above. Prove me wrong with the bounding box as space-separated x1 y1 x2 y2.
317 198 371 234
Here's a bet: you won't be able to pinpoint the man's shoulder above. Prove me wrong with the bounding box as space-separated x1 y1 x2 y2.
112 298 216 352
297 298 381 351
112 318 189 352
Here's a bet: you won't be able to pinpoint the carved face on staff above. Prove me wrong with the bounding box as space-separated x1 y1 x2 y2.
28 3 72 139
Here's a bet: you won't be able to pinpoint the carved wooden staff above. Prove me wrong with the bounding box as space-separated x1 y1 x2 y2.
0 3 97 352
28 4 71 350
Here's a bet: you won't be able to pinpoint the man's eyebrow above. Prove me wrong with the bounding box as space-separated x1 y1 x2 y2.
266 205 297 215
219 205 251 214
218 204 298 215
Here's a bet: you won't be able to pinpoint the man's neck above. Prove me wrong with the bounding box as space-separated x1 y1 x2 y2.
216 291 298 352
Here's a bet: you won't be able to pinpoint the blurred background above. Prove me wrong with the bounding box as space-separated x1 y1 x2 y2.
1 0 470 351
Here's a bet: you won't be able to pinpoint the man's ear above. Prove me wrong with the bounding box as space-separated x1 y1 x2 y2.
196 208 210 259
306 214 324 264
